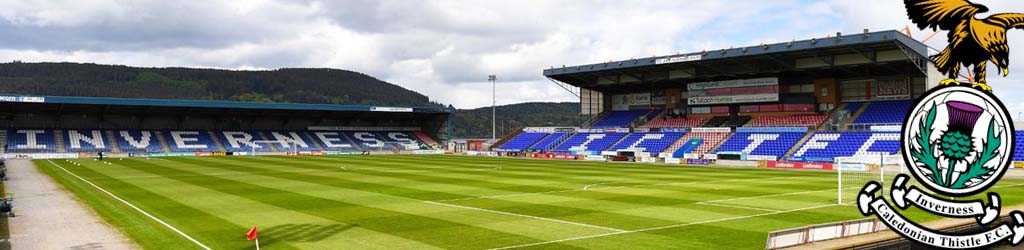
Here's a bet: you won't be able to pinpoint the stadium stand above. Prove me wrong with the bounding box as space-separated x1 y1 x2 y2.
553 133 626 152
165 130 220 152
528 132 570 152
6 129 56 153
748 114 827 127
714 131 804 159
3 128 432 153
115 130 166 153
789 131 900 162
642 117 706 128
665 132 730 157
843 102 863 113
591 110 652 128
265 131 322 151
607 132 685 155
64 129 110 152
309 131 360 151
497 132 548 151
1015 131 1024 161
851 100 914 125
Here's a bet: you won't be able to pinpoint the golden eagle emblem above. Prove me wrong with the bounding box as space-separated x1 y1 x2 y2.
905 0 1024 91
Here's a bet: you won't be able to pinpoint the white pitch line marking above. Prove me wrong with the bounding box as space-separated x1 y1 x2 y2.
45 160 213 250
694 202 781 212
435 175 816 202
423 201 626 233
487 204 839 250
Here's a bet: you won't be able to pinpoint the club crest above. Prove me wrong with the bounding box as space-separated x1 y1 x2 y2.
902 86 1014 196
854 0 1024 248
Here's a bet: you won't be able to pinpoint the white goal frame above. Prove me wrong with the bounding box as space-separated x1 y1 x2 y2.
835 154 904 205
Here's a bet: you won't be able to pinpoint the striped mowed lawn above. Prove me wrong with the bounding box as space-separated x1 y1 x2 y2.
35 155 1024 249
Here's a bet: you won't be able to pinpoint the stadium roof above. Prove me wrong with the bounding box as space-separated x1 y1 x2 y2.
0 94 452 118
544 30 931 93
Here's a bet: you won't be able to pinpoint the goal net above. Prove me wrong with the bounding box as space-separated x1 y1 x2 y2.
835 154 905 205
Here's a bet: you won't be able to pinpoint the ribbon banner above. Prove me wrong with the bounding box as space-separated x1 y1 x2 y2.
858 181 1024 249
889 175 1001 224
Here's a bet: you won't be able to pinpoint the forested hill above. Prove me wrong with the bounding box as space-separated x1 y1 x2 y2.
451 102 581 138
0 62 439 107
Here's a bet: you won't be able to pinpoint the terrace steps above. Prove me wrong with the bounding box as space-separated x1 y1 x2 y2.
155 131 172 153
54 129 66 153
840 102 871 130
0 130 6 153
208 131 227 152
104 130 121 153
783 131 817 160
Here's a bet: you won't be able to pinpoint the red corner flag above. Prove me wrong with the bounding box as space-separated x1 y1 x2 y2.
246 225 258 241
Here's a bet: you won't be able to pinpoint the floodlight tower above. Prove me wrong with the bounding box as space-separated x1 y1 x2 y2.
488 75 496 140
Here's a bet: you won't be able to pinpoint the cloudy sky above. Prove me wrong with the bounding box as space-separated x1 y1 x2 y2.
1 0 1023 113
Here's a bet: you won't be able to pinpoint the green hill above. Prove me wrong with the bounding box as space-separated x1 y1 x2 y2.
0 62 438 107
451 102 581 138
0 62 581 137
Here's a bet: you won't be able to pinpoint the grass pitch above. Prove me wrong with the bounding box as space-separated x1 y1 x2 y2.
35 155 1024 249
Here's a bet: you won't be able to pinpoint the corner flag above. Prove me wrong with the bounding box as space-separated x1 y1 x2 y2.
246 225 260 250
246 225 258 241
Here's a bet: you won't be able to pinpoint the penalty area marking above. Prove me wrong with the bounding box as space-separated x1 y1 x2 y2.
487 203 839 250
45 160 213 250
423 201 626 233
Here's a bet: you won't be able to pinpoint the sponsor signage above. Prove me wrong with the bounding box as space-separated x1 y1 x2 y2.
412 150 444 155
876 78 911 99
704 154 718 160
746 155 778 161
687 77 779 91
686 159 711 165
655 54 702 64
325 151 363 155
611 93 652 110
687 93 779 105
736 127 808 133
0 95 45 103
583 155 606 161
765 161 834 170
691 127 731 133
1016 161 1024 168
371 106 414 112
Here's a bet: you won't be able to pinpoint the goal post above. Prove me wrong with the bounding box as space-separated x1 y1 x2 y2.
835 154 905 205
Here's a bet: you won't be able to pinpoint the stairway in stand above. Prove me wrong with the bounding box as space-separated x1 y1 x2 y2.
105 130 122 153
54 130 66 153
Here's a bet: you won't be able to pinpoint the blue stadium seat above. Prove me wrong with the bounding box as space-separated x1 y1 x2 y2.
552 133 627 153
345 131 396 151
309 131 361 151
165 130 219 152
6 129 55 153
790 131 901 162
216 130 275 152
528 132 570 152
498 132 548 152
714 132 804 158
1015 131 1024 161
113 130 166 153
264 131 322 151
608 132 685 155
852 100 913 125
591 110 651 128
377 131 426 150
64 129 111 152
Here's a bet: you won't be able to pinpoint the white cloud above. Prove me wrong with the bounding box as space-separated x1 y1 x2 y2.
0 0 1022 110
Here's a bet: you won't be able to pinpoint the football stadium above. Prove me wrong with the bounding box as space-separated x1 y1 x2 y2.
1 28 1023 250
